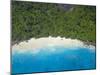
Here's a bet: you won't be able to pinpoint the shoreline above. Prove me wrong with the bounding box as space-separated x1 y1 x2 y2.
12 36 95 51
12 37 96 47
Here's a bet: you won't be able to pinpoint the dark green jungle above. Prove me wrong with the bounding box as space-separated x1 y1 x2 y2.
12 1 96 45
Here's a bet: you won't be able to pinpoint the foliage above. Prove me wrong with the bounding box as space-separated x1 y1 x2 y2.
12 1 96 43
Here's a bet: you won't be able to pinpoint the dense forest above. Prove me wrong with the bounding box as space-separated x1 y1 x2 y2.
12 1 96 45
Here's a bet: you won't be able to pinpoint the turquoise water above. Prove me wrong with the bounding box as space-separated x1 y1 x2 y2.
12 46 96 74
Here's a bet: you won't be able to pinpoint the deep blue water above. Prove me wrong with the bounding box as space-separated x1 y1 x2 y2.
12 46 96 74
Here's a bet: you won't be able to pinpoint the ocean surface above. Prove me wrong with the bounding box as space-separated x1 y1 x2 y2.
12 46 96 74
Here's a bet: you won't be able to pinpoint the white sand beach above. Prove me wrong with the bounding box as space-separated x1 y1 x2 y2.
12 36 95 51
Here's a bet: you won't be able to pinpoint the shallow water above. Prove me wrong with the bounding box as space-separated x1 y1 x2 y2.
12 46 96 74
